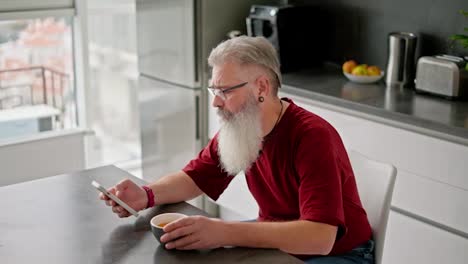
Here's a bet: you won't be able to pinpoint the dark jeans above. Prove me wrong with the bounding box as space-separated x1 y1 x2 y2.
241 220 374 264
303 240 374 264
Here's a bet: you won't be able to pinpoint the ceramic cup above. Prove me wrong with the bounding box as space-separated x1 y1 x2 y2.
150 213 187 247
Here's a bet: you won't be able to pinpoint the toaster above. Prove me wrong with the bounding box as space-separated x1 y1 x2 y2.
415 55 468 99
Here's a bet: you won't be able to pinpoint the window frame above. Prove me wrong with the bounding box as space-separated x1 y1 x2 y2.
0 1 90 129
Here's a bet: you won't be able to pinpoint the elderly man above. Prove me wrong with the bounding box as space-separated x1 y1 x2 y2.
100 36 374 263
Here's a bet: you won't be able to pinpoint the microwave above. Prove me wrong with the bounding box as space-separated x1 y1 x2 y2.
246 5 328 73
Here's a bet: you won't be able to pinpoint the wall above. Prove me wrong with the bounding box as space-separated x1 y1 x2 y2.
290 0 468 68
0 129 88 186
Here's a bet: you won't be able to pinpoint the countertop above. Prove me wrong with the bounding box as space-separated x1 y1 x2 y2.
281 66 468 146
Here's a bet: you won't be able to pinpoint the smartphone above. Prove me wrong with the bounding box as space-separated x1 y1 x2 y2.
92 180 139 217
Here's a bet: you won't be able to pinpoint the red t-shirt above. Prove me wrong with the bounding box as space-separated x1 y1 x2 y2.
183 98 372 256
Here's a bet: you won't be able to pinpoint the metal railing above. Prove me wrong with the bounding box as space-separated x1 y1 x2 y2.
0 66 69 111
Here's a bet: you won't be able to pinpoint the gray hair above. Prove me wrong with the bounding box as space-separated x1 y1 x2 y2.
208 36 282 94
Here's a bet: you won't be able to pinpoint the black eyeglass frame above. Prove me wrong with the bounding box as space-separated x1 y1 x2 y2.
207 82 248 100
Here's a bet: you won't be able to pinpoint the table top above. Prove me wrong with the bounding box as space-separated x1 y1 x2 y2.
0 165 302 264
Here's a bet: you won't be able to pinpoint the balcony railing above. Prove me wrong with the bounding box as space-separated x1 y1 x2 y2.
0 66 69 108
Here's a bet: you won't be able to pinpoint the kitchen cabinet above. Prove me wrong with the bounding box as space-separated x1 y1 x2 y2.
382 211 468 264
393 169 468 235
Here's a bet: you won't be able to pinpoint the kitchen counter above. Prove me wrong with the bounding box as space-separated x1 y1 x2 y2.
281 66 468 146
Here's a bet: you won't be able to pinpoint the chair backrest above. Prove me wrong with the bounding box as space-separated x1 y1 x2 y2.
348 150 397 264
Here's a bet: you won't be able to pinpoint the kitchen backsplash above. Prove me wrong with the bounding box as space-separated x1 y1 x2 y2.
288 0 468 68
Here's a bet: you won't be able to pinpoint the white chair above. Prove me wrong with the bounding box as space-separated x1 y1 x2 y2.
217 172 259 221
348 150 397 264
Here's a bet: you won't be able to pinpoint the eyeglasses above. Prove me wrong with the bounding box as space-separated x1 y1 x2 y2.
207 82 248 100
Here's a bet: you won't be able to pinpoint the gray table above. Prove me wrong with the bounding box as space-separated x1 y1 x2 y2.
0 165 303 264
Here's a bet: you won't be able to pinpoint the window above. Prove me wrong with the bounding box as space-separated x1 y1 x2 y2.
86 0 141 170
0 15 77 139
0 0 141 176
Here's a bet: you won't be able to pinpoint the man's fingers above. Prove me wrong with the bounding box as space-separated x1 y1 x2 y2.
99 193 108 200
164 217 194 232
161 225 194 243
118 211 130 218
114 186 126 200
105 199 116 206
112 205 126 214
97 179 134 218
105 187 120 204
166 234 199 250
106 187 116 194
176 240 202 250
112 205 130 218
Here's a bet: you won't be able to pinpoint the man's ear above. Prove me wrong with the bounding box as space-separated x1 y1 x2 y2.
255 74 271 97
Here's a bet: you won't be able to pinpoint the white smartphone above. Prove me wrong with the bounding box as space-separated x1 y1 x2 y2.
92 180 139 217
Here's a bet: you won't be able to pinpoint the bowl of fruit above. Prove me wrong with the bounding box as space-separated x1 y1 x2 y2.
342 60 384 84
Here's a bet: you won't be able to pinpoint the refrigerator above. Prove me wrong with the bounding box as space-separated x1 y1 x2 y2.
136 0 273 209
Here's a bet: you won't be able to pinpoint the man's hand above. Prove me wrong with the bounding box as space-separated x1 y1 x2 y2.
99 179 147 218
160 216 227 250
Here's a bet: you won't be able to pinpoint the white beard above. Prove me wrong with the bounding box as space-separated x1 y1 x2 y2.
217 95 263 175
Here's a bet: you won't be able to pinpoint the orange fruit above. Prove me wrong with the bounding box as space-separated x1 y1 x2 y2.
342 60 357 73
367 66 381 76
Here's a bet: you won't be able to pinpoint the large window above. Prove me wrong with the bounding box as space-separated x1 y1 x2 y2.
86 0 141 171
0 16 77 139
0 0 141 176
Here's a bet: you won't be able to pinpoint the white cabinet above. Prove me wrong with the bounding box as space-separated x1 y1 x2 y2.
393 169 468 235
382 211 468 264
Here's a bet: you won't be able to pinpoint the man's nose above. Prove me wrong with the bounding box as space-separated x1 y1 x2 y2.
212 94 223 108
